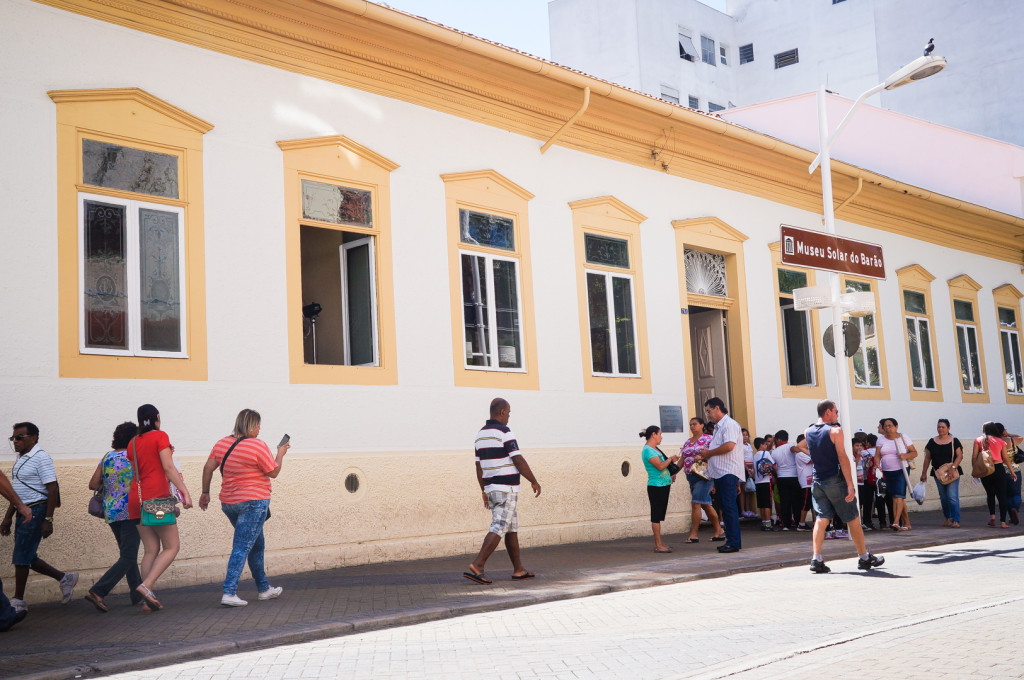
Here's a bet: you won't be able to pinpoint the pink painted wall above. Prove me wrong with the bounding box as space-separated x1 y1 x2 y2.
720 92 1024 218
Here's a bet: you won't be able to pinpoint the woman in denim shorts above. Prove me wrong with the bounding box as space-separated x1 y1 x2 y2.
680 417 725 544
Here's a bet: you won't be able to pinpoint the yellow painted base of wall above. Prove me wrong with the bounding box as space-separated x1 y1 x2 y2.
4 447 695 603
3 444 991 603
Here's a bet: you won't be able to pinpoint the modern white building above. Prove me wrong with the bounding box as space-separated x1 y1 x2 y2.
2 0 1023 602
549 0 1024 147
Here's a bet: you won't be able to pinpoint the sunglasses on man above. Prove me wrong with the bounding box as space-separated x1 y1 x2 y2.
9 435 32 442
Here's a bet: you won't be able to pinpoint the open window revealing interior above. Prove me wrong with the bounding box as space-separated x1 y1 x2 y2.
299 180 378 366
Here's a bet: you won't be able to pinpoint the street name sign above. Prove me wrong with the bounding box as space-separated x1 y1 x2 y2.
780 225 885 279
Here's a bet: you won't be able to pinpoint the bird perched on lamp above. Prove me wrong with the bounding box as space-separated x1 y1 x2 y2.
924 38 934 56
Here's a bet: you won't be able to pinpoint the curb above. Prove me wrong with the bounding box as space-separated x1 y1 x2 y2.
18 529 1001 680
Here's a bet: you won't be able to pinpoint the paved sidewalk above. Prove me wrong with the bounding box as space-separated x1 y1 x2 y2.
3 506 1019 680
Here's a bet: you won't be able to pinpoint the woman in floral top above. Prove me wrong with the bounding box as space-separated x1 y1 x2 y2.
84 422 142 612
681 417 725 543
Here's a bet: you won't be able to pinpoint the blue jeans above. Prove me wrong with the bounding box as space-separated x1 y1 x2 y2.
713 474 741 548
0 576 17 631
12 502 47 566
1009 473 1022 511
91 519 142 601
933 476 961 523
221 499 271 596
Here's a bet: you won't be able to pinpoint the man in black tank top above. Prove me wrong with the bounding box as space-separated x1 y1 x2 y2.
796 400 885 574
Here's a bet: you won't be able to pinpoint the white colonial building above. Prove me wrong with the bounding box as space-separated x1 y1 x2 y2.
1 0 1022 602
549 0 1024 147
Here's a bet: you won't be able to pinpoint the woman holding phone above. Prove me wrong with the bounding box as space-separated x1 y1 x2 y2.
199 409 289 607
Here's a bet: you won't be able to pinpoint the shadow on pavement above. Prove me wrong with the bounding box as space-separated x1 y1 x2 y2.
1 506 1019 680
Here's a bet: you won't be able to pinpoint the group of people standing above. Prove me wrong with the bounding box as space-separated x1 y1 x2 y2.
641 398 745 554
1 405 290 630
640 400 1021 571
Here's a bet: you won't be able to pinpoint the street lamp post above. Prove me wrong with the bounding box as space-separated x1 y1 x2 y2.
807 51 946 472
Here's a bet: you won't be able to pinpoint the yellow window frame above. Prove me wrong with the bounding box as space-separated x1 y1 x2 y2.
947 274 988 403
279 136 399 385
50 88 211 380
896 264 943 402
769 242 826 400
441 170 538 390
570 197 651 394
840 275 890 401
993 283 1024 405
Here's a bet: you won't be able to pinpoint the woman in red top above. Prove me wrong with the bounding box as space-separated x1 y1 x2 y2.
973 421 1017 529
129 404 193 610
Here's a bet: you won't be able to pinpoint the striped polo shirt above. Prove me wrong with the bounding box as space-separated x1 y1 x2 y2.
12 445 57 505
475 420 521 492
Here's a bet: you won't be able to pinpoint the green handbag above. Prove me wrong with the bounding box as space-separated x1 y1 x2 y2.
131 438 178 526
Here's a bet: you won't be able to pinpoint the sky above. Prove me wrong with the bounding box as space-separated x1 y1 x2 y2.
381 0 728 60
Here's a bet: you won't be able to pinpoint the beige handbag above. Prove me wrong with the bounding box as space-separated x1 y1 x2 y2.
934 462 959 485
972 437 995 479
690 459 710 480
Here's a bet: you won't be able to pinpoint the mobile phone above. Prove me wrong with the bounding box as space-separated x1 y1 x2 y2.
278 434 290 447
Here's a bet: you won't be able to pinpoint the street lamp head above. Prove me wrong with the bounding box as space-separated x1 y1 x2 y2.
883 54 947 90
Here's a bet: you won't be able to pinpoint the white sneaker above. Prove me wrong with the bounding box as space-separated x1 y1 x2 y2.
257 586 283 601
10 598 27 613
220 594 248 607
59 572 79 604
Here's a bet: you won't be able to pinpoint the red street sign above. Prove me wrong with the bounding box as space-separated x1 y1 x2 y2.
780 225 885 279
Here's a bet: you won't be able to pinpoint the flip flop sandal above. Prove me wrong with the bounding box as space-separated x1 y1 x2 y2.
136 584 162 610
511 572 536 580
710 535 727 542
462 570 492 585
654 547 673 553
84 592 109 613
684 538 700 544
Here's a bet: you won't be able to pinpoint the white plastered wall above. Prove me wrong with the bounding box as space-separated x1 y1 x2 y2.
1 0 1021 601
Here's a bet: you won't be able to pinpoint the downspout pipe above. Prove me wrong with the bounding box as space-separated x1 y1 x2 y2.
540 87 590 154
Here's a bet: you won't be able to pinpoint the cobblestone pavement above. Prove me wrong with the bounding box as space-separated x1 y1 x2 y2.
4 507 1021 679
101 535 1024 680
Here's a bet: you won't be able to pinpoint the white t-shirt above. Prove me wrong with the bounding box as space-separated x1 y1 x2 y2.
795 451 814 489
753 450 776 484
743 443 754 477
877 434 914 472
774 442 798 478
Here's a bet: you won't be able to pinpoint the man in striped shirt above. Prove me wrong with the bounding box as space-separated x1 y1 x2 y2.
464 398 541 585
696 398 745 553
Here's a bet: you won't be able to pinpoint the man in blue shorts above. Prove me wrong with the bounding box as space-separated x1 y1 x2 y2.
798 401 884 574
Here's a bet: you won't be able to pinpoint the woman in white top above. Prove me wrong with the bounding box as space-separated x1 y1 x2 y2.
873 417 917 531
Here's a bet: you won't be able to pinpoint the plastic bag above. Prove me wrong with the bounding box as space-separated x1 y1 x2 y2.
910 481 927 505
